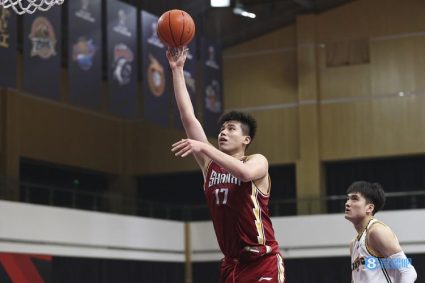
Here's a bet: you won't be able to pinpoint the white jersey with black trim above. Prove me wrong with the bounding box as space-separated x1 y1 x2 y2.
351 218 397 283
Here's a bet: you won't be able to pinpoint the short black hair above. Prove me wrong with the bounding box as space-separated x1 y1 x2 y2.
346 181 386 215
218 111 257 141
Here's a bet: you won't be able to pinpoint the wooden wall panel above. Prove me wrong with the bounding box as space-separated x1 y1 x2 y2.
321 100 374 159
223 51 297 108
0 90 6 174
321 95 425 160
223 26 297 108
246 109 299 165
317 0 425 42
318 48 371 100
131 122 201 175
18 94 124 174
222 26 299 165
370 36 425 96
226 26 296 53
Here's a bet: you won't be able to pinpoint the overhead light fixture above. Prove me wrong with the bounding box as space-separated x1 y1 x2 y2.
233 3 256 19
210 0 230 7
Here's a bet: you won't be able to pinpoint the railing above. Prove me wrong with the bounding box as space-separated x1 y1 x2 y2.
1 177 425 221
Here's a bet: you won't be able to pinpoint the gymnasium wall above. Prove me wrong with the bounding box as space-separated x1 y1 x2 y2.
223 0 425 161
1 91 200 177
223 0 425 209
2 0 425 208
318 0 425 160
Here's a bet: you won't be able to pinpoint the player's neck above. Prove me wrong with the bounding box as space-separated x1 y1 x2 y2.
232 152 245 160
354 215 374 234
224 150 245 160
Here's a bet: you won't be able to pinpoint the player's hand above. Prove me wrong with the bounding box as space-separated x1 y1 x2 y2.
166 47 188 70
171 138 203 157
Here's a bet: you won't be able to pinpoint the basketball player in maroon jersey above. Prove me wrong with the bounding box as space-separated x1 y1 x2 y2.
167 48 285 283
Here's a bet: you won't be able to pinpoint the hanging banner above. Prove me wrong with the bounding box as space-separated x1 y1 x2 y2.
23 7 61 100
0 7 17 88
107 0 138 119
68 0 102 110
141 10 170 127
201 38 223 137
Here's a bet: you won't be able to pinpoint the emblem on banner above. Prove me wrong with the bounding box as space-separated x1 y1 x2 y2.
75 0 95 23
147 54 165 97
147 22 164 48
205 80 221 113
113 9 131 37
205 45 219 69
72 37 96 71
113 43 134 85
0 7 11 48
29 16 57 59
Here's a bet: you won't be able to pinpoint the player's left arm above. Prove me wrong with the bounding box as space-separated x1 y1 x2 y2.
171 139 268 182
368 224 417 283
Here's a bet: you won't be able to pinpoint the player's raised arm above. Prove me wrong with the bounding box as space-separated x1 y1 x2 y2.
172 140 268 181
167 48 210 170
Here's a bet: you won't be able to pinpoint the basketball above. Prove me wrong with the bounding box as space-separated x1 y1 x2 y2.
157 9 195 48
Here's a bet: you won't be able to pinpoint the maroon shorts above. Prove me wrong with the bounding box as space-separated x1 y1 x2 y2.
220 253 285 283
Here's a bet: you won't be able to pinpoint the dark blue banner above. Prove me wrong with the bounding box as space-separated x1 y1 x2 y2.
0 7 17 88
68 0 102 110
141 10 170 127
172 40 197 130
107 0 138 119
201 38 223 137
23 7 61 100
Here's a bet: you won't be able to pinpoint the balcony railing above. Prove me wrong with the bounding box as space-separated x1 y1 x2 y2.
1 177 424 221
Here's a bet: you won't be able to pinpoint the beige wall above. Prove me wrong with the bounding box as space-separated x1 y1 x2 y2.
223 26 299 164
221 0 425 208
318 0 425 160
1 90 201 176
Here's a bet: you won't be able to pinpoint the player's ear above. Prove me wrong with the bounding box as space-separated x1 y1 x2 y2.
366 203 375 215
243 136 251 146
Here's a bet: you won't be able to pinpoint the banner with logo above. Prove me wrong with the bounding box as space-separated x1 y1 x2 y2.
68 0 102 110
23 7 61 100
0 7 17 88
141 10 170 127
107 0 138 119
171 40 197 130
201 38 223 137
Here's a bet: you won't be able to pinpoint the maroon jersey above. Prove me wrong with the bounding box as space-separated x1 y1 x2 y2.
203 160 280 260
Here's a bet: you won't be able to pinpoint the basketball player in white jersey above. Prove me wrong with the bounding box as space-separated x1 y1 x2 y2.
345 181 417 283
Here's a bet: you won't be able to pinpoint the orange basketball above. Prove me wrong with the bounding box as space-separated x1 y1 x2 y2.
157 9 195 48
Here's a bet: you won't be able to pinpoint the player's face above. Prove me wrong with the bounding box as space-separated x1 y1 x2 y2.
345 192 374 222
218 121 250 154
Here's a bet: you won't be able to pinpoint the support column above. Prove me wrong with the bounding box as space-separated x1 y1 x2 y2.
296 15 325 214
185 222 192 283
0 90 20 201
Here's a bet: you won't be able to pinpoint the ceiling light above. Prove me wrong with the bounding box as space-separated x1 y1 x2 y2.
233 4 256 19
211 0 230 7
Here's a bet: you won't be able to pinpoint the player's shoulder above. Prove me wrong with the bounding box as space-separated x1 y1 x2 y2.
367 221 396 245
368 220 392 234
245 153 268 163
